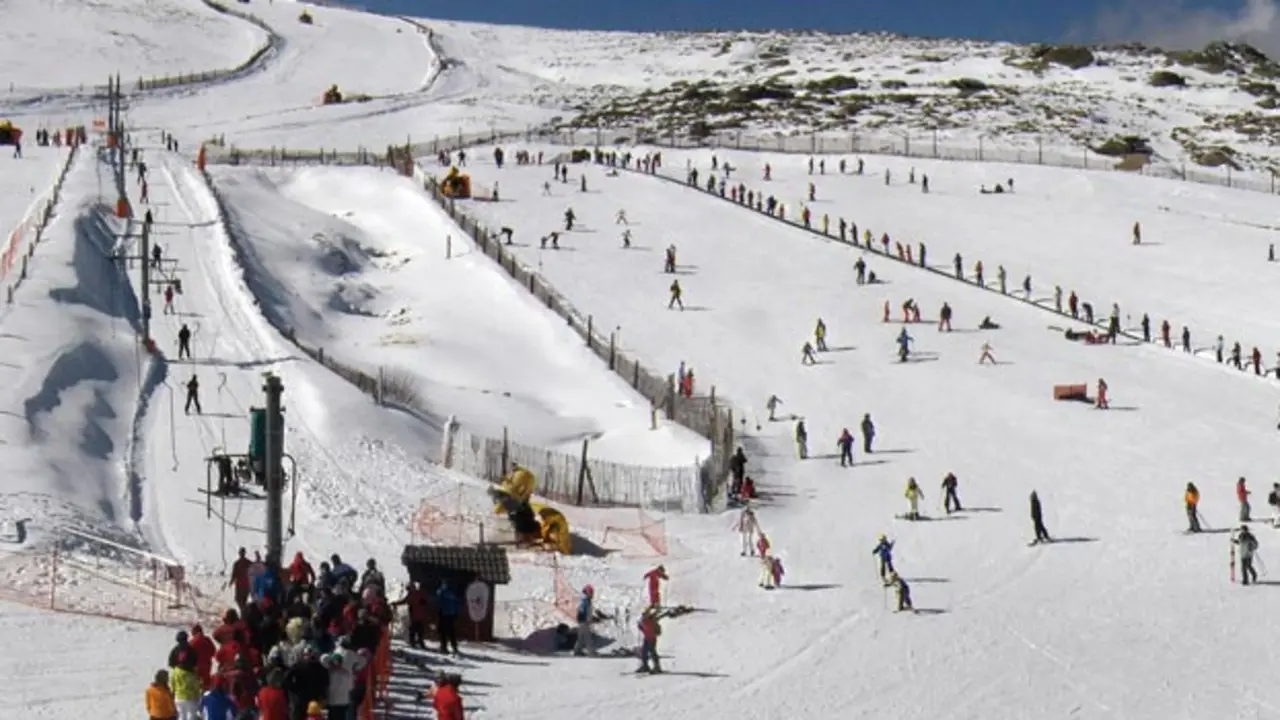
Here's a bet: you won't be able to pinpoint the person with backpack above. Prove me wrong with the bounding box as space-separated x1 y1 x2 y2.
1234 525 1260 586
636 607 663 674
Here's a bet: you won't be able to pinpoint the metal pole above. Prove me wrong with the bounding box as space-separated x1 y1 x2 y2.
140 222 151 342
263 373 285 566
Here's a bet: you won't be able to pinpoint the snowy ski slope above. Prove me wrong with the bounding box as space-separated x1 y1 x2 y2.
0 0 267 92
3 1 1280 718
438 148 1280 718
208 164 708 464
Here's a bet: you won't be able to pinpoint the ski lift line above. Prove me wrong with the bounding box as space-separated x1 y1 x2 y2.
59 526 181 566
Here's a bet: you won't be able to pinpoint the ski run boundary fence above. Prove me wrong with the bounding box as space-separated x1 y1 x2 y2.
126 1 281 94
2 143 79 305
210 121 1280 196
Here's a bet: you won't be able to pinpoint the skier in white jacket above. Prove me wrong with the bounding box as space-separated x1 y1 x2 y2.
322 637 368 716
737 506 759 556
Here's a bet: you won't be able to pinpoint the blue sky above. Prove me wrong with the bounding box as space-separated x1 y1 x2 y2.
328 0 1273 49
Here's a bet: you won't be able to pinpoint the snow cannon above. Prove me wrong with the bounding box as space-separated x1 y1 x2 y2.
0 121 23 146
440 167 471 199
530 502 572 555
321 85 343 105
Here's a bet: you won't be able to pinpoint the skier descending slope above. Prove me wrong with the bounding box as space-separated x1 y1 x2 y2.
737 505 759 556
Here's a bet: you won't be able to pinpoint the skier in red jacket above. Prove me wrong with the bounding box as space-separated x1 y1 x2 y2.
643 565 668 608
431 674 464 720
188 624 217 689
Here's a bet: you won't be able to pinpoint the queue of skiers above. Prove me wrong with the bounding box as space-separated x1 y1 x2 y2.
145 549 407 720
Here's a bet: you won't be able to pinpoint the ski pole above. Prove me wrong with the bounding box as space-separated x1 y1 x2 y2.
1256 550 1268 578
1198 511 1212 531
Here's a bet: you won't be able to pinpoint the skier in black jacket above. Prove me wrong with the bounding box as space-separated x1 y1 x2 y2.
1030 491 1051 544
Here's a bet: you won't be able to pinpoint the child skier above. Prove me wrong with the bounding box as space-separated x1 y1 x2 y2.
871 534 895 580
979 342 996 365
636 607 662 673
801 341 817 365
766 394 783 421
837 428 855 467
904 478 924 520
757 534 775 589
885 571 913 612
737 505 759 556
896 328 913 362
1095 378 1109 409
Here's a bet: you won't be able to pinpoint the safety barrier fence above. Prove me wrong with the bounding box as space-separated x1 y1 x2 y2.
2 143 80 305
0 525 219 627
442 423 702 513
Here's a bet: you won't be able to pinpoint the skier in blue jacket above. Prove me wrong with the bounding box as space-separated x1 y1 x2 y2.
872 534 895 580
896 328 913 362
199 678 237 720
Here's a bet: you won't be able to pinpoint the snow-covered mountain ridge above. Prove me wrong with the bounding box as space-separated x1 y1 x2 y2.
439 19 1280 172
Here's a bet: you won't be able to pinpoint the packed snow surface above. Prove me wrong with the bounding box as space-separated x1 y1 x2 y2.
3 2 1280 719
209 164 708 464
0 0 267 91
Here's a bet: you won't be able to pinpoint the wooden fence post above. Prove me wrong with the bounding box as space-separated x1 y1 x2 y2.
609 332 616 370
575 439 590 505
501 427 509 477
586 315 593 346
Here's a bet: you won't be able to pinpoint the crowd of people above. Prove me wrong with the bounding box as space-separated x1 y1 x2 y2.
143 549 393 720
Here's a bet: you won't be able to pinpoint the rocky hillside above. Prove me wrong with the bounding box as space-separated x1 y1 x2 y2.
436 19 1280 173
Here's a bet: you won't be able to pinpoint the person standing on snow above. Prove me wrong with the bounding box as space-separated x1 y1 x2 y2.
794 419 808 459
668 280 683 310
574 585 597 656
837 428 855 467
738 505 759 556
1237 477 1252 522
756 533 776 589
871 534 895 580
766 394 783 421
615 209 628 225
942 472 962 514
1185 482 1202 533
979 342 996 365
643 565 668 608
904 478 924 520
860 413 876 453
1030 491 1051 544
636 607 663 674
1181 326 1191 353
198 677 236 720
184 374 201 415
1269 483 1280 527
436 580 461 656
163 283 176 315
146 669 177 720
885 571 913 612
1234 525 1260 585
168 664 200 720
814 318 828 351
1095 378 1109 410
801 341 817 365
177 323 192 360
729 447 747 491
938 302 953 332
896 327 913 362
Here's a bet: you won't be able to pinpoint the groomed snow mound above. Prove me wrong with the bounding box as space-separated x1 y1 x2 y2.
0 0 267 90
210 164 708 465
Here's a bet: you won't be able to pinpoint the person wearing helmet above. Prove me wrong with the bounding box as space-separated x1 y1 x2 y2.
1234 525 1260 585
871 534 895 580
574 585 596 656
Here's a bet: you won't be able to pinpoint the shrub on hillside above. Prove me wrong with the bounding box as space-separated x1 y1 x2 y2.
1150 70 1187 87
1037 45 1096 69
1093 135 1153 157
